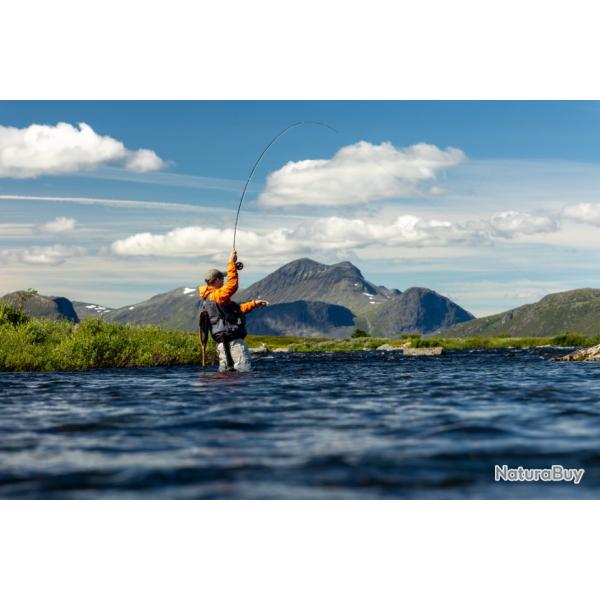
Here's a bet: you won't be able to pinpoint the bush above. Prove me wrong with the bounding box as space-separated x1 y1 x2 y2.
0 302 30 327
351 328 370 338
551 332 590 347
0 316 213 372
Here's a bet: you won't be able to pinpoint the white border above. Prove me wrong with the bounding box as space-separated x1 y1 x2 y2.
1 501 598 599
2 0 600 99
3 1 600 598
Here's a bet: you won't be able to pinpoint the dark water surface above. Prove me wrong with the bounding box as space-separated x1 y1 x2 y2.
2 348 600 499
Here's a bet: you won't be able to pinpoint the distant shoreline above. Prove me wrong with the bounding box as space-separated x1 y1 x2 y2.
246 333 598 353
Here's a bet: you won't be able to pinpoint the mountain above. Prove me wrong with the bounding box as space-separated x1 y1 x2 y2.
235 258 472 335
1 291 79 322
234 258 401 314
245 300 355 337
363 287 475 336
103 287 201 331
439 288 600 337
97 284 356 337
4 258 475 337
71 301 115 319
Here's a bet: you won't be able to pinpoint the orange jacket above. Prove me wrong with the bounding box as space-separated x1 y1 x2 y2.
198 260 258 314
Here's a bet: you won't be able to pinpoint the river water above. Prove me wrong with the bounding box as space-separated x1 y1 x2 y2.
1 348 600 499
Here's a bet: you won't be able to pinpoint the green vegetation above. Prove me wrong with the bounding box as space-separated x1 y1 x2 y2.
439 288 600 338
2 303 597 372
246 334 329 348
412 333 600 350
248 332 600 353
247 335 407 352
351 328 370 338
0 303 214 372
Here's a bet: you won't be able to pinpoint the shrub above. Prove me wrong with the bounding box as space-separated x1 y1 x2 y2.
0 315 212 372
551 332 590 347
351 328 370 338
0 302 30 327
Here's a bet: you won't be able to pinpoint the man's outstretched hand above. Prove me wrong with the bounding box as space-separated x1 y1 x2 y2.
255 300 269 308
229 249 238 264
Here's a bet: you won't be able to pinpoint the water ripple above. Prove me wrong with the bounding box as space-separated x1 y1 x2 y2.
1 348 600 498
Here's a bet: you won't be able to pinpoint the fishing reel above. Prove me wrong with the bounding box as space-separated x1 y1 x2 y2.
235 261 244 271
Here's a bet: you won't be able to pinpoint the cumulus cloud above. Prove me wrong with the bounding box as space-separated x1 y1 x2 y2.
286 215 487 249
111 206 566 263
110 214 488 261
256 141 466 207
112 227 280 259
38 217 77 234
489 211 558 238
124 148 165 173
561 203 600 226
0 245 86 266
0 122 166 178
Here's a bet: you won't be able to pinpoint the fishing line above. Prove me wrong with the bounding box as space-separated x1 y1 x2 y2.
232 120 337 267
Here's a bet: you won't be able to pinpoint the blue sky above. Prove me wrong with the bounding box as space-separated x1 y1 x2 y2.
2 100 600 315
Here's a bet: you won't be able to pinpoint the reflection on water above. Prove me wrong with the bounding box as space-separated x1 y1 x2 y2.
1 348 600 499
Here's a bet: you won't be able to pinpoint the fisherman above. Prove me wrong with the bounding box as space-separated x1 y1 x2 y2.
198 249 268 372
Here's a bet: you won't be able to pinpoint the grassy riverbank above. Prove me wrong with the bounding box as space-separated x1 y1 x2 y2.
0 303 213 372
246 332 600 352
2 302 596 371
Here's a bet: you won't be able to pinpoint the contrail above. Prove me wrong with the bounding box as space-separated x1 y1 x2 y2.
0 194 232 213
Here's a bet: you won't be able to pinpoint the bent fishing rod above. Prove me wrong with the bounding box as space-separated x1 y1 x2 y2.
232 121 337 270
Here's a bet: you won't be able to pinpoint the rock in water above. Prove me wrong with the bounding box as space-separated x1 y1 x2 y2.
558 344 600 361
376 343 407 351
250 343 270 354
403 346 445 356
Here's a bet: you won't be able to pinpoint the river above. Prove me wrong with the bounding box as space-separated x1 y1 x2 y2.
1 348 600 499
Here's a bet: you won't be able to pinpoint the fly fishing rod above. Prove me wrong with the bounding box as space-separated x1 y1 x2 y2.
232 120 337 269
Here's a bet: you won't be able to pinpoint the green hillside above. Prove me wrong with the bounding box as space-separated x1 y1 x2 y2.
439 289 600 337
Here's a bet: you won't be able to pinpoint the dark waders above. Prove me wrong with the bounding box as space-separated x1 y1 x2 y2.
199 303 240 372
221 338 236 371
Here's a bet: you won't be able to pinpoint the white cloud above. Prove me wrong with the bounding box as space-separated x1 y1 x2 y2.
110 206 569 264
489 211 558 238
124 149 165 173
0 122 166 178
561 203 600 226
286 215 486 249
256 141 466 207
0 245 86 266
111 227 265 258
38 217 77 233
110 214 488 262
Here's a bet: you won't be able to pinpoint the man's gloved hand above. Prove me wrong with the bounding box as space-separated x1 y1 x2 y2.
229 249 238 264
255 300 269 308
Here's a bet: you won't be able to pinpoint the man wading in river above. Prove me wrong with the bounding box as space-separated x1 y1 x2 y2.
198 250 268 372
